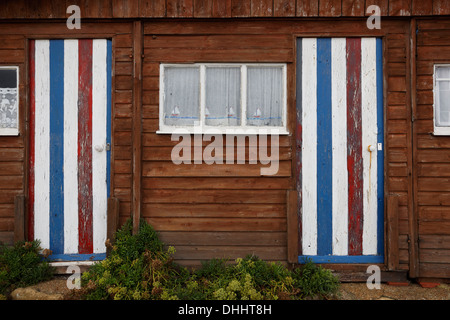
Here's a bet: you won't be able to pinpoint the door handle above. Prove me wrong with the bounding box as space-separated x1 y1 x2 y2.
94 144 104 152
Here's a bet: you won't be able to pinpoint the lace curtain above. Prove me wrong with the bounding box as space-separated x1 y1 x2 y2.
164 66 200 126
0 68 18 131
246 66 283 127
436 66 450 127
205 67 241 126
163 65 283 128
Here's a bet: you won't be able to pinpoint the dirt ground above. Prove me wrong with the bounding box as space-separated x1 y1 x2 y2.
7 276 450 300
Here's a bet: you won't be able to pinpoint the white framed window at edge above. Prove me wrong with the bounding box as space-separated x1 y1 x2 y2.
0 66 19 136
433 64 450 136
158 63 289 135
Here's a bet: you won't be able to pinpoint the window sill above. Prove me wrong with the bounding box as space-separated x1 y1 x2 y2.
433 127 450 136
156 128 290 135
0 129 19 136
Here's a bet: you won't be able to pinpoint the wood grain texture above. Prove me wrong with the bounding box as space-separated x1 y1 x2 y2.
346 38 363 256
389 0 411 16
77 39 94 254
231 0 251 16
412 0 433 15
274 0 295 16
433 0 450 15
251 0 273 16
387 195 399 270
342 0 364 16
132 21 143 235
0 0 446 18
319 0 341 17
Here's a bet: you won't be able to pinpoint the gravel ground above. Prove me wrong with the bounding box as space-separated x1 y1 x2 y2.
337 282 450 300
7 276 450 300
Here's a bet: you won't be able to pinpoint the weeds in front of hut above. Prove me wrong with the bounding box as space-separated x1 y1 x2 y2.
71 219 340 300
0 240 54 298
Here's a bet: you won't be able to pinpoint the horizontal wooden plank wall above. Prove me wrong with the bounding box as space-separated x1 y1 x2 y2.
0 0 449 19
142 20 294 265
415 18 450 279
0 35 26 246
1 15 449 278
141 19 412 267
0 18 417 270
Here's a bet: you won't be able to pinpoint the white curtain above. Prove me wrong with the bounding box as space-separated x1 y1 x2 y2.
0 68 18 130
164 66 200 126
246 66 283 126
205 67 241 126
436 66 450 127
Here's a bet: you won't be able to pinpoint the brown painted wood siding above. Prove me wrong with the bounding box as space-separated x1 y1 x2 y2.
0 0 449 19
0 18 415 268
386 28 413 272
1 16 449 278
140 19 413 266
142 21 294 265
0 35 26 245
415 19 450 279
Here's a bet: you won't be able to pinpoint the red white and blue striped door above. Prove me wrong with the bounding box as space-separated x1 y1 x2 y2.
28 39 112 261
296 37 384 263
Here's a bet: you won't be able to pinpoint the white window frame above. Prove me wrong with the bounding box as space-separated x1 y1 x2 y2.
433 64 450 136
0 66 19 136
158 63 289 135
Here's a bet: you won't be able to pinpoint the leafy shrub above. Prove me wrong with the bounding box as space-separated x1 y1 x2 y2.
291 259 340 298
0 240 54 296
77 219 189 300
77 220 340 300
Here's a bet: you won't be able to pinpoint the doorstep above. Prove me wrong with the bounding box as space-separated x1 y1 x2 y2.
49 261 98 274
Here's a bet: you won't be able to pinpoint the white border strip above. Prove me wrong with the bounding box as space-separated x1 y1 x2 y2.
34 40 50 249
63 39 79 254
331 38 348 256
301 38 317 256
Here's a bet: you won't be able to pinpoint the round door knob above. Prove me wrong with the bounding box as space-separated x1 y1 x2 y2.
368 145 376 152
94 145 104 152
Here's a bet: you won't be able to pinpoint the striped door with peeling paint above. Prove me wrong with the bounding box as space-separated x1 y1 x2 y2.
296 37 384 263
28 39 112 261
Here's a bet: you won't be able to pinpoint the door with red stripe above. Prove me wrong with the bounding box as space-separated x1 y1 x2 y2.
296 37 384 263
28 39 112 261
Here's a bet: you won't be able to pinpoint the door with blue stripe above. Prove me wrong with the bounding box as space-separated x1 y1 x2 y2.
296 37 384 263
29 39 112 261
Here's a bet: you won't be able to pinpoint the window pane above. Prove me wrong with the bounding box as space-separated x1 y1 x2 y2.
164 67 200 126
0 68 18 130
205 67 241 126
439 80 450 91
436 66 450 79
246 66 283 126
438 80 450 126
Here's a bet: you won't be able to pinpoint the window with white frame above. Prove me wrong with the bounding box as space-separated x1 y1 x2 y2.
158 63 288 134
434 64 450 135
0 66 19 135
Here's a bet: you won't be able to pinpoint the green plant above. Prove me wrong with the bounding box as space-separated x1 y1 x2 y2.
0 240 54 296
78 219 189 300
77 219 340 300
291 259 340 298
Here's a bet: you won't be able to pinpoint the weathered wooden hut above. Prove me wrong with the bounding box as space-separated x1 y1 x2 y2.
0 0 449 282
